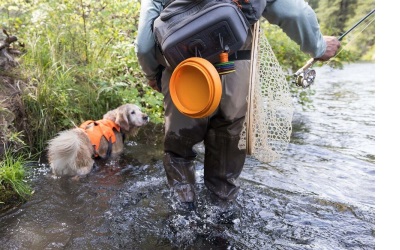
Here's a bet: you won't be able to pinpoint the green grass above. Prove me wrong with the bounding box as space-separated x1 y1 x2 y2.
0 150 33 206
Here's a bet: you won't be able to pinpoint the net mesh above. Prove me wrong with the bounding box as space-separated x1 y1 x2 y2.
239 25 294 163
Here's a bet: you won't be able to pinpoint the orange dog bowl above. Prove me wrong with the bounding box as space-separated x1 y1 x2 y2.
170 57 222 118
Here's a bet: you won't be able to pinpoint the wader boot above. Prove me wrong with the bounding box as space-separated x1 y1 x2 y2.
204 128 246 222
163 152 196 210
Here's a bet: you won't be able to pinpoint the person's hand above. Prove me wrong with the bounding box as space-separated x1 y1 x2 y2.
316 36 341 61
148 79 161 92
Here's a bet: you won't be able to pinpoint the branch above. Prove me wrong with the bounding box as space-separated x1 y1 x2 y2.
0 29 18 51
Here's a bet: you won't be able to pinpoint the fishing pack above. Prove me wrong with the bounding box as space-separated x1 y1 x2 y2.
153 0 266 69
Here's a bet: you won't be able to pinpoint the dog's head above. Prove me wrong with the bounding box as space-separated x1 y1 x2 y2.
103 104 149 136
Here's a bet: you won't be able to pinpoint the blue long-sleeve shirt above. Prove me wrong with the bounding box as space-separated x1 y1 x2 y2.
135 0 326 80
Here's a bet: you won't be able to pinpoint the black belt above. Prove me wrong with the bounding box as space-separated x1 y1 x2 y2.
228 50 251 61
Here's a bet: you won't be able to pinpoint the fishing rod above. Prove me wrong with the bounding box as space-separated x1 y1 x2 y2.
293 9 375 88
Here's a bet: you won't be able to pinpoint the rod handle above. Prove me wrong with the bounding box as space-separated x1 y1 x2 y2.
294 58 315 76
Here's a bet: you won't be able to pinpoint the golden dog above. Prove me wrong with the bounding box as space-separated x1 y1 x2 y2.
47 104 149 177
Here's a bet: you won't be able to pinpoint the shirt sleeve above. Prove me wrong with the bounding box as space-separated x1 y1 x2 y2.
262 0 326 58
135 0 164 80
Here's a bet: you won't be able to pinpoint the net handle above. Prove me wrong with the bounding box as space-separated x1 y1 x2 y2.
246 21 260 155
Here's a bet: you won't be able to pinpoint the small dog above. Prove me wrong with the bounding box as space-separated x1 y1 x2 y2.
47 104 149 177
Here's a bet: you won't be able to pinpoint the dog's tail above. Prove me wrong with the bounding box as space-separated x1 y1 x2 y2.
47 128 94 176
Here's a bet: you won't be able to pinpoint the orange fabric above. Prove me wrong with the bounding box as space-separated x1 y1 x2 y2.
79 119 120 154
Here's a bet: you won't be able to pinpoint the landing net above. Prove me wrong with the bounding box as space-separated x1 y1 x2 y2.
239 22 294 163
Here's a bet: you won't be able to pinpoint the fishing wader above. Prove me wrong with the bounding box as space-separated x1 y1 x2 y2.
161 55 251 205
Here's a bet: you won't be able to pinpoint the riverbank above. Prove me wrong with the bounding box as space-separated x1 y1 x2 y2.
0 33 32 210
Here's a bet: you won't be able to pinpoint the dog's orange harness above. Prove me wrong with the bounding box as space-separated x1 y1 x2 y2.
79 119 120 157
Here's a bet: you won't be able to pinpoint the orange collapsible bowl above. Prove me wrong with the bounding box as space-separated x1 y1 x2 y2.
170 57 222 118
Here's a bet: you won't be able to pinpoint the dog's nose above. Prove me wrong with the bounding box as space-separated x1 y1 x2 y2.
143 115 149 122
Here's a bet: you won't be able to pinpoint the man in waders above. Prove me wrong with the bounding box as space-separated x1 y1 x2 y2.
135 0 340 215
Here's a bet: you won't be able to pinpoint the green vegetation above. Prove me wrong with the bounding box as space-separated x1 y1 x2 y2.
315 0 375 61
0 149 33 211
1 0 164 154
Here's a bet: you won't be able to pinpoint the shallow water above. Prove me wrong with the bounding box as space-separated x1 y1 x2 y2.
0 62 375 249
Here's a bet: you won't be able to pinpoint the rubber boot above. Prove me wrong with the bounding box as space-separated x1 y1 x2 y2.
163 152 196 209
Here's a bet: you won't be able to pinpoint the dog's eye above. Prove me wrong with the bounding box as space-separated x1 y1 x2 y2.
131 111 135 115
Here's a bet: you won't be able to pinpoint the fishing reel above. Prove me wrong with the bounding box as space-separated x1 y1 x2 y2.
293 67 316 88
293 58 316 88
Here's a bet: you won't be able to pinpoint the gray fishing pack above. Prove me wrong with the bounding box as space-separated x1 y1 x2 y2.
153 0 266 69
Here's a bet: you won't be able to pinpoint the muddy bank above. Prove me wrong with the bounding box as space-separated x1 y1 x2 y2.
0 31 27 155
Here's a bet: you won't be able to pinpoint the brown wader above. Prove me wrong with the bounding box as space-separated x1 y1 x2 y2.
160 35 252 204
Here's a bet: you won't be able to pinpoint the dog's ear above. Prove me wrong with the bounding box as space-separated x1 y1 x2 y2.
115 106 130 132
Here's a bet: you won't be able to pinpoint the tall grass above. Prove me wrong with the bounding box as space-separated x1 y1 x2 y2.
1 0 164 153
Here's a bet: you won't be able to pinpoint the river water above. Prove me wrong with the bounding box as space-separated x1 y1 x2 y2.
0 62 375 249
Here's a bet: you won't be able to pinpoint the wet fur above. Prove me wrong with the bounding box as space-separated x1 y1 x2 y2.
47 104 149 177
